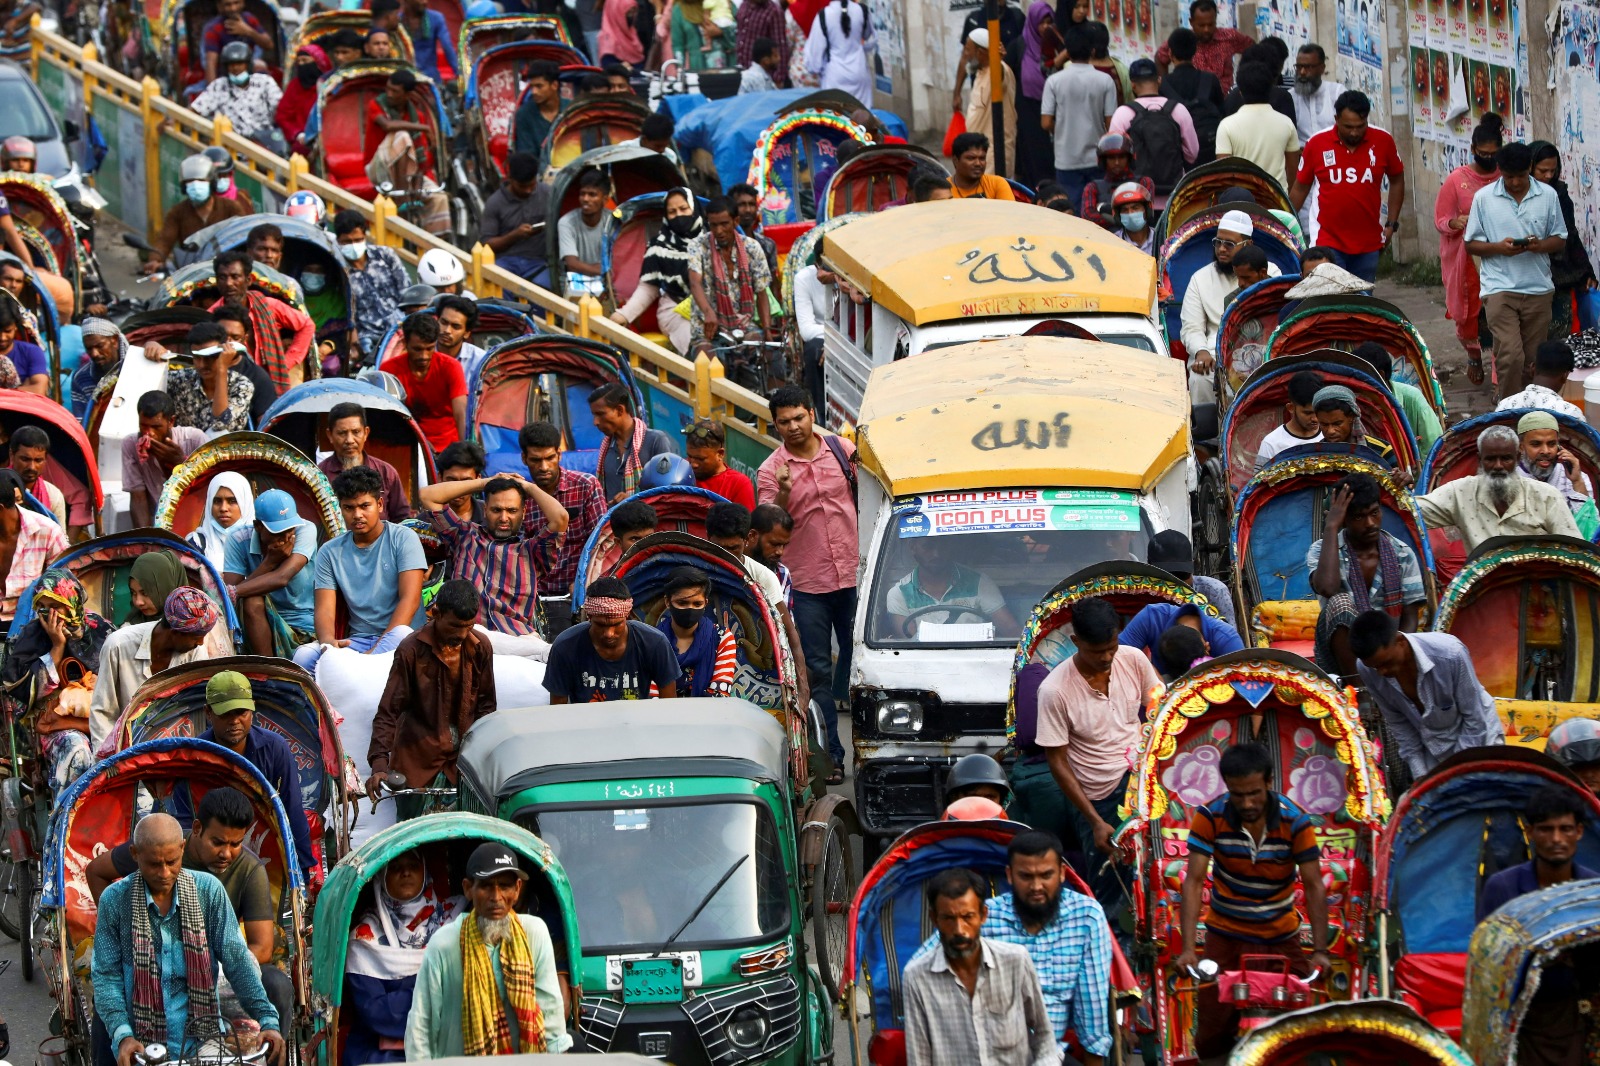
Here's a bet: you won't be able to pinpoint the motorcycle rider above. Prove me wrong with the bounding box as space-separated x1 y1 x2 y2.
143 154 249 273
1 135 38 175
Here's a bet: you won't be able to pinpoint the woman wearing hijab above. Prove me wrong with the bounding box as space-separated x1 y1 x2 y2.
1435 114 1502 373
608 188 699 355
670 0 732 71
344 849 465 1066
1012 2 1059 187
1531 141 1598 340
803 0 875 104
0 569 116 793
598 0 645 68
277 44 333 154
124 549 189 626
187 472 256 571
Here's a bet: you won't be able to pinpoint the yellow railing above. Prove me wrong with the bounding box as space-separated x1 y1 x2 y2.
29 21 780 461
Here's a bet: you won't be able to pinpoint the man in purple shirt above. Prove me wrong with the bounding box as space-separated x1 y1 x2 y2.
317 401 413 523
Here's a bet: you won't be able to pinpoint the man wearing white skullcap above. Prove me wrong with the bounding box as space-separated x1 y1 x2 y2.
1179 207 1281 404
961 26 1016 178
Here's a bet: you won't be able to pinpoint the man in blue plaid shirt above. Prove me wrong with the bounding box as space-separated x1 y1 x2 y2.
912 830 1115 1061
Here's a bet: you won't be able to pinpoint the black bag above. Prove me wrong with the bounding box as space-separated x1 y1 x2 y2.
1162 70 1222 164
1127 96 1186 194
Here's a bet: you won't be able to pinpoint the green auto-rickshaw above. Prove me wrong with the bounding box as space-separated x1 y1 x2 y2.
308 812 585 1066
457 699 851 1065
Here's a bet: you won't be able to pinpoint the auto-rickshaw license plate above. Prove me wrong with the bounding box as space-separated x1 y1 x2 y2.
622 958 684 1003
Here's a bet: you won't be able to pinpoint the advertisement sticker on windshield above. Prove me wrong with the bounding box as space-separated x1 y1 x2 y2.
897 494 1140 537
914 489 1132 508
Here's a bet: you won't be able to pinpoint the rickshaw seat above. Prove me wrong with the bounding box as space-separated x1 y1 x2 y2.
1394 952 1466 1038
1270 638 1316 659
867 1027 906 1066
322 92 380 201
1250 599 1319 647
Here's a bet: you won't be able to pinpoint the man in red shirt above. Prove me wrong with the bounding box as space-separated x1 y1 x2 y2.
380 313 466 453
1155 0 1253 93
1290 89 1405 285
682 418 755 509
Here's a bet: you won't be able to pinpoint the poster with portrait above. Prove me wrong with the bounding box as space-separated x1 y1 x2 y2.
1091 0 1106 21
1337 0 1383 69
1488 0 1512 53
1447 0 1467 49
1428 0 1448 43
1408 45 1434 136
1465 0 1489 59
1467 58 1491 120
1409 0 1431 46
1430 47 1454 136
1256 0 1314 51
1489 62 1514 119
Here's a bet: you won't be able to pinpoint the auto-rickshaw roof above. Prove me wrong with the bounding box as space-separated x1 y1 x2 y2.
818 200 1158 324
458 699 788 801
854 337 1189 495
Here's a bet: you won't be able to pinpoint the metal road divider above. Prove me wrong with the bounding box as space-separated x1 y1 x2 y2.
29 19 780 474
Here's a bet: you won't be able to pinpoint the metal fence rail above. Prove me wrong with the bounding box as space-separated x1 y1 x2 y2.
29 20 780 473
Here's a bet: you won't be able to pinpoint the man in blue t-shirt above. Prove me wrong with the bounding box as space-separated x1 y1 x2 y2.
399 0 459 82
293 465 426 673
1119 601 1244 675
224 488 320 657
543 576 682 703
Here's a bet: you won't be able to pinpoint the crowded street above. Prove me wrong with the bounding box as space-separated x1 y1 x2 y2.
2 0 1600 1062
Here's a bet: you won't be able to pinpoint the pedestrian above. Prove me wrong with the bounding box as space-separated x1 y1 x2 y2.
1175 743 1328 1059
735 0 788 84
1288 90 1403 284
480 153 552 288
518 421 606 605
791 258 832 410
366 580 497 814
222 488 319 658
91 814 286 1066
962 28 1016 178
404 843 571 1057
1499 341 1584 417
1108 58 1197 204
1351 609 1504 780
1119 599 1243 675
1014 1 1061 187
803 0 874 104
681 418 756 508
295 466 427 671
1034 596 1160 915
1434 118 1504 368
1040 24 1116 208
1158 27 1224 164
739 36 782 93
757 385 857 780
381 312 468 453
599 0 645 69
1413 424 1581 551
902 868 1061 1066
89 586 219 751
1464 141 1570 399
1529 141 1598 340
542 576 681 702
1214 61 1299 190
1220 41 1296 124
671 0 733 71
947 133 1016 200
589 382 679 502
398 0 459 82
1155 0 1252 92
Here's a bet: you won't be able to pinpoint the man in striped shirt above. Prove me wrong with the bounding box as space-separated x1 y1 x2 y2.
420 473 570 636
1176 743 1329 1057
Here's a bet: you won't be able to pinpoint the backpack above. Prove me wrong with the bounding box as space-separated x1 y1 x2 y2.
823 433 858 510
1127 97 1186 195
1162 71 1222 164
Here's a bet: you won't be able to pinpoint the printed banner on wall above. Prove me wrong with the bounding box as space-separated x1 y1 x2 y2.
1406 0 1527 146
1555 0 1600 266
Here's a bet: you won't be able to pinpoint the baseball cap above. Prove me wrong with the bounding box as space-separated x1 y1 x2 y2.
255 489 301 534
1129 57 1158 79
1148 529 1195 573
206 670 255 715
466 841 528 881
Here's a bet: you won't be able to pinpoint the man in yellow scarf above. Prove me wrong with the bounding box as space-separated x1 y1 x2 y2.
404 843 571 1056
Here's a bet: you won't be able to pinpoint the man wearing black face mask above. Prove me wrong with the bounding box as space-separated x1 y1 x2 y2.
655 566 738 698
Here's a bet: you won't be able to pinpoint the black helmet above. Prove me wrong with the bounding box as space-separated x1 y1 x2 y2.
201 145 235 176
945 753 1011 804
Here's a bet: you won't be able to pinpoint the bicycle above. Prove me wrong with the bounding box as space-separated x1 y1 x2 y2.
367 771 458 821
0 692 47 983
707 328 786 397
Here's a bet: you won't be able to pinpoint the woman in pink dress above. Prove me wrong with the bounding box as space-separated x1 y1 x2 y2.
1434 113 1502 383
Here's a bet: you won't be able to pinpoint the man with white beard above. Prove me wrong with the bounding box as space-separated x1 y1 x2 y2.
1514 410 1594 518
405 843 571 1057
1413 424 1581 553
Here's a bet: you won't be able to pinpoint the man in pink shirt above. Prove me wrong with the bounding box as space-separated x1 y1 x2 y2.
1109 58 1199 207
757 386 856 780
1035 596 1162 915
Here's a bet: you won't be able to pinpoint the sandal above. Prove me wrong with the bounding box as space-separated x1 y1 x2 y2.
826 767 844 786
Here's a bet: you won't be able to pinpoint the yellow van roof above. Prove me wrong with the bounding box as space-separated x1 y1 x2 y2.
855 337 1190 496
819 200 1158 325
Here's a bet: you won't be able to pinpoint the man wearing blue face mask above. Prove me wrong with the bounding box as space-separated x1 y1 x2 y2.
332 209 408 362
1111 181 1156 254
143 155 250 274
191 42 287 154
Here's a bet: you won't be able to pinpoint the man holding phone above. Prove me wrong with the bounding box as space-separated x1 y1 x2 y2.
1464 141 1569 400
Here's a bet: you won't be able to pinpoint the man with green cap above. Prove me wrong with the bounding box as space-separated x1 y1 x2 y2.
174 669 317 874
1514 409 1595 522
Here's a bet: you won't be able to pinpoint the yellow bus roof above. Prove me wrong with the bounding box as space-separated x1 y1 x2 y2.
818 200 1158 325
855 337 1190 496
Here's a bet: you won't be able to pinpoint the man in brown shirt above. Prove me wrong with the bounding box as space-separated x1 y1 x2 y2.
364 579 496 816
142 154 251 272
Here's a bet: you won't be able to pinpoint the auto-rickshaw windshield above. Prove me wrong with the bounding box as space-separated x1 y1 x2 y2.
530 801 790 951
868 490 1152 647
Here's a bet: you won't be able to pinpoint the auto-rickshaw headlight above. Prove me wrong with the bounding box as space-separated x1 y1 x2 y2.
726 1006 770 1050
875 699 924 734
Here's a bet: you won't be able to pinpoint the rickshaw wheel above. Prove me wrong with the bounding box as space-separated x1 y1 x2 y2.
0 856 35 980
1194 458 1231 583
810 815 854 1003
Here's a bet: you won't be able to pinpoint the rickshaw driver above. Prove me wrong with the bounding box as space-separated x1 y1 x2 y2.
542 576 681 703
1175 743 1330 1059
1476 787 1600 1066
687 199 774 366
404 843 571 1057
213 250 316 392
884 536 1021 639
92 814 287 1066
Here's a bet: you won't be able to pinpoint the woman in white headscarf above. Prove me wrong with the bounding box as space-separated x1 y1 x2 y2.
186 472 255 570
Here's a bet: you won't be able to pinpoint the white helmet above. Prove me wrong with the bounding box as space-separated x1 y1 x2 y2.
417 248 466 287
284 190 326 225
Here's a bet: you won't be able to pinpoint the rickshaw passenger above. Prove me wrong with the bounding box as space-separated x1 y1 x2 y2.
884 536 1021 639
653 566 739 697
172 671 317 874
0 191 74 319
91 813 286 1066
0 300 46 392
1254 370 1323 469
519 421 607 599
1175 743 1329 1059
399 0 460 82
319 401 414 524
909 831 1114 1062
434 441 485 524
168 322 255 435
1157 624 1210 680
88 587 218 749
72 317 129 419
510 62 565 177
1178 209 1281 396
1414 424 1582 552
1354 341 1443 454
344 849 466 1066
1515 410 1594 518
223 489 320 658
0 568 114 793
365 29 394 60
365 581 498 811
7 426 66 526
405 843 570 1057
211 303 286 426
729 185 780 277
187 472 256 572
1306 473 1425 678
542 576 680 703
435 296 489 385
199 0 272 85
1350 609 1502 781
1475 786 1600 1066
609 186 700 357
610 499 658 553
191 42 286 155
85 787 294 1037
747 503 794 606
419 475 567 634
481 154 552 288
558 170 616 284
381 313 468 453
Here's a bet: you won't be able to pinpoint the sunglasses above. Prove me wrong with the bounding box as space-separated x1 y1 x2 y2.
684 421 724 444
1212 237 1247 250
